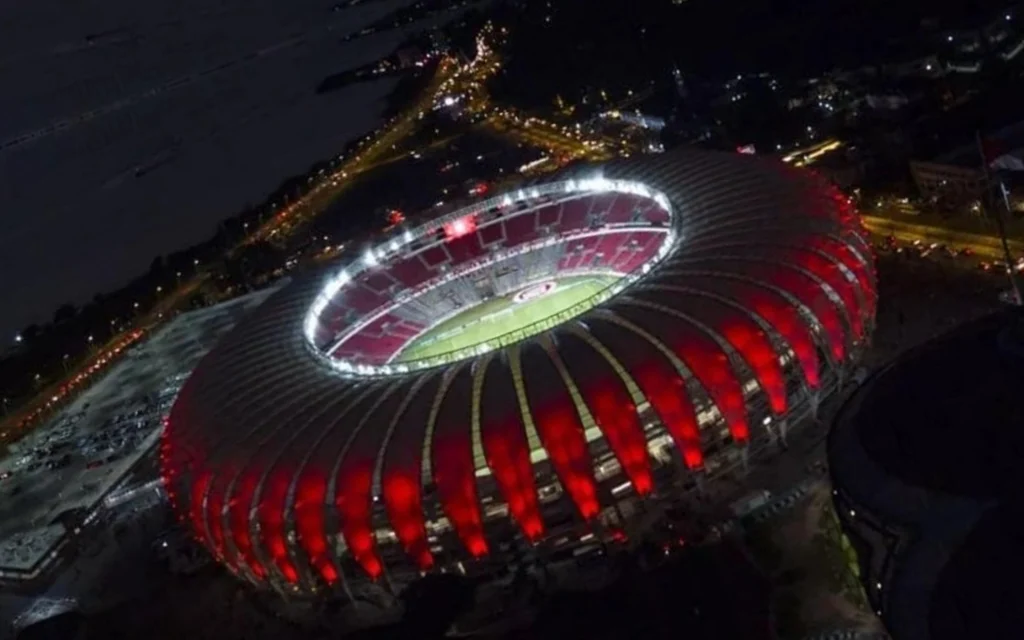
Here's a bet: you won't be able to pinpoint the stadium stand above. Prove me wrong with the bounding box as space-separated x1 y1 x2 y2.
317 197 672 363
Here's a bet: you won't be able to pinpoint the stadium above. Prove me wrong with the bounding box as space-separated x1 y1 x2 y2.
161 149 876 598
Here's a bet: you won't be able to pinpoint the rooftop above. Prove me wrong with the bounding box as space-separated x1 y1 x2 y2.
829 310 1024 639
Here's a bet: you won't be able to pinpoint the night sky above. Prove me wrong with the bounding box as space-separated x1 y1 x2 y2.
0 0 423 340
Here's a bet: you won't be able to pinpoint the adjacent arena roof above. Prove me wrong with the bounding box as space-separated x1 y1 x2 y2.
829 311 1024 640
163 149 876 595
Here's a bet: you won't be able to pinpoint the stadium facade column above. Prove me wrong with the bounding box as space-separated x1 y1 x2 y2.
806 387 820 420
323 515 356 604
377 531 398 598
336 554 355 604
266 571 294 601
599 482 634 541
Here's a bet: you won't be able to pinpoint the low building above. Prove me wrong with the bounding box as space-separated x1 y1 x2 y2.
909 160 985 201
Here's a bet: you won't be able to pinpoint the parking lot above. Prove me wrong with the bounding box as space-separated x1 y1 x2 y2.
0 288 281 635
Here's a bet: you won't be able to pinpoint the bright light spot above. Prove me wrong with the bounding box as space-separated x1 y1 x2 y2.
443 215 477 240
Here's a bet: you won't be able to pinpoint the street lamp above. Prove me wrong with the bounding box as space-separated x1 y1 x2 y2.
62 354 70 373
14 334 21 344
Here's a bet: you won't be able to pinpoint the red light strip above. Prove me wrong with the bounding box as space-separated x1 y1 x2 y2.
188 467 213 548
733 262 848 362
381 467 433 570
711 309 788 416
292 468 337 584
227 470 267 578
432 431 488 557
515 345 602 521
481 413 544 540
378 378 440 572
581 377 653 495
430 369 488 558
529 395 600 519
671 324 749 443
335 458 384 579
721 279 821 389
558 332 653 495
258 466 299 583
205 477 229 562
632 359 704 469
789 248 864 340
586 316 706 470
812 236 877 317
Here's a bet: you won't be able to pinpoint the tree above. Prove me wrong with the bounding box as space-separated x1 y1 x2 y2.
149 255 167 277
53 304 77 325
399 574 476 638
19 324 41 342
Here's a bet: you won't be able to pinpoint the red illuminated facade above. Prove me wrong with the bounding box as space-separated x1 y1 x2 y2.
161 149 875 597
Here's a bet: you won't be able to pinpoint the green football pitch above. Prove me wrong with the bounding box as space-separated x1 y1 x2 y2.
394 274 619 363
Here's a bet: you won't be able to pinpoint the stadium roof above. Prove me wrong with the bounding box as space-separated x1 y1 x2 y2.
164 148 875 593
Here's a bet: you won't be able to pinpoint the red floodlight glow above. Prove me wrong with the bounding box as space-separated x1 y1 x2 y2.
443 214 478 240
387 209 405 226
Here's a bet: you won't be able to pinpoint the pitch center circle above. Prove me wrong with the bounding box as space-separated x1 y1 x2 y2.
513 281 557 304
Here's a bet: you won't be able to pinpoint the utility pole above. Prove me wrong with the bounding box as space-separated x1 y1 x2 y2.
976 131 1023 305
